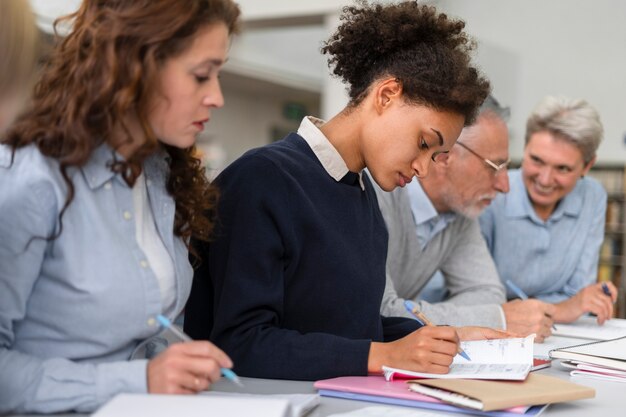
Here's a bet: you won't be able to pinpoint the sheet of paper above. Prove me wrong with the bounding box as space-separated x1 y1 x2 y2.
552 316 626 340
383 335 534 380
91 393 289 417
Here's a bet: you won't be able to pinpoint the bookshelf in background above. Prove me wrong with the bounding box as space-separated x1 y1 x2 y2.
588 165 626 318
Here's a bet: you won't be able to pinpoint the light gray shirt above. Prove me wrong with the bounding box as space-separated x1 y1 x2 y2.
0 144 192 413
376 181 507 328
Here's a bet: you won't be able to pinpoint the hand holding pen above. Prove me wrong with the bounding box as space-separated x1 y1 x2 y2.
506 280 557 332
146 315 243 395
403 300 471 361
555 281 618 325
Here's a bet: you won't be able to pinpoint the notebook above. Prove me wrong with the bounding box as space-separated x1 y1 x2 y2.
407 373 595 411
314 375 546 417
383 335 534 381
91 393 290 417
201 392 320 417
549 335 626 371
551 316 626 340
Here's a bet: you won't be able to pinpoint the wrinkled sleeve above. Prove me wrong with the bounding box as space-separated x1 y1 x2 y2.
0 176 147 414
538 185 607 303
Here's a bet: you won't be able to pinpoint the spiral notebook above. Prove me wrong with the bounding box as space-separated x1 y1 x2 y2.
549 335 626 371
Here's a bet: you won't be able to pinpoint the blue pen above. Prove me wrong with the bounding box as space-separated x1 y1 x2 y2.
403 300 471 361
602 282 612 298
505 280 557 331
155 315 243 387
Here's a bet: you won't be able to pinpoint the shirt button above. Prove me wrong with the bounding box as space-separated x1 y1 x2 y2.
140 260 149 268
104 182 112 190
123 211 132 220
147 318 156 327
146 179 152 186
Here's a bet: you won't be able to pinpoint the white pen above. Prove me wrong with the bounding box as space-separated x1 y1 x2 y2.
156 315 243 387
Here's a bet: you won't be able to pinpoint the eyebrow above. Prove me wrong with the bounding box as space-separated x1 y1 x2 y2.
430 128 444 146
192 57 229 70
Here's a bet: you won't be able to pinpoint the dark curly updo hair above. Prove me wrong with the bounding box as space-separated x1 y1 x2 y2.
322 1 490 125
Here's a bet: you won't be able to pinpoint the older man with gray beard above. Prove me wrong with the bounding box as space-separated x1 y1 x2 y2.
377 97 556 342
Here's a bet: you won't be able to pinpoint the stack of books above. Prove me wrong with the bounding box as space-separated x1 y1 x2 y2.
315 336 594 416
550 335 626 383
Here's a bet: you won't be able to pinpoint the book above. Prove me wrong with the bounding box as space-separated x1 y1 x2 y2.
551 316 626 341
560 360 626 383
407 373 595 411
314 375 545 417
549 335 626 371
531 358 551 371
383 335 534 381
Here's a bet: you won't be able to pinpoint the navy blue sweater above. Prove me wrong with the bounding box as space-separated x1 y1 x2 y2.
185 133 420 380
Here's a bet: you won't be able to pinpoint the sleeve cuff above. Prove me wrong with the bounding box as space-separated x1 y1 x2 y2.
95 359 148 410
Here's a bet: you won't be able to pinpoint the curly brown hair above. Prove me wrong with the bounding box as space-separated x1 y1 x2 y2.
322 1 490 125
2 0 240 249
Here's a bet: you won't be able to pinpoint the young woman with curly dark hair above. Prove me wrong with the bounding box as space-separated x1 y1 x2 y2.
0 0 240 413
185 1 508 381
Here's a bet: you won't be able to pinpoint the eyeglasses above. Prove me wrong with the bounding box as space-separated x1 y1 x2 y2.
456 141 510 174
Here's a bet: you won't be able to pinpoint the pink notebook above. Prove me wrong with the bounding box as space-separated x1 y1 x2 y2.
314 376 539 416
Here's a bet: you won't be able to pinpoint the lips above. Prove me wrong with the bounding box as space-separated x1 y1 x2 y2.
532 181 555 195
398 173 413 187
192 118 209 131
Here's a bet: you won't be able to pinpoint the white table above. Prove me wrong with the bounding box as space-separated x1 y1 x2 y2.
8 336 626 416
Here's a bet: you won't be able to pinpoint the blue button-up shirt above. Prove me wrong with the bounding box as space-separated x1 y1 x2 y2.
406 180 457 250
479 169 606 303
0 144 192 413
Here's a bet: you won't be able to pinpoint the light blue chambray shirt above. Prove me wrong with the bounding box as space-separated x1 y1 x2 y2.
0 143 192 414
406 180 457 250
479 169 606 303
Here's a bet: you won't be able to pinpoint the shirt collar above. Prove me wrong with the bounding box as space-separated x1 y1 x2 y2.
504 169 583 222
407 180 439 226
80 143 119 190
407 180 457 248
297 116 364 190
81 143 170 190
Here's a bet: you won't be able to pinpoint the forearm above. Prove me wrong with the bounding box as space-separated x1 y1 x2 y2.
0 349 147 414
212 327 371 380
418 301 506 328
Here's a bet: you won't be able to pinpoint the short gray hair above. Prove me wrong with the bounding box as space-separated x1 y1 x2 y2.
478 95 510 122
525 96 603 164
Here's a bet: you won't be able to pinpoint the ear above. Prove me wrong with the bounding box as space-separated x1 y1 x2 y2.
373 77 403 115
435 151 452 167
581 155 596 177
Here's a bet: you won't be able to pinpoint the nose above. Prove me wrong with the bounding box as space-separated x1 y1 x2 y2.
494 170 510 193
537 166 553 185
202 78 225 108
412 153 431 178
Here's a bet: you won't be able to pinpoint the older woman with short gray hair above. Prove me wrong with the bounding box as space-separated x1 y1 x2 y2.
480 96 616 332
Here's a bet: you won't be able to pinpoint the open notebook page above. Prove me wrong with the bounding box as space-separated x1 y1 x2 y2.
383 335 534 380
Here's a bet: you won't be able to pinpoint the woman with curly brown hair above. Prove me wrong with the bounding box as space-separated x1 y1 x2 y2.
0 0 240 413
185 1 508 381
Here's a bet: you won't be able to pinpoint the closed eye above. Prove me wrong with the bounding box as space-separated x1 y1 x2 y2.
195 75 210 83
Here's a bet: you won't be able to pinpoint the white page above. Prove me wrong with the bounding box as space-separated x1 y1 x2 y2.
559 336 626 360
552 316 626 340
202 391 319 417
383 335 534 380
91 393 289 417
